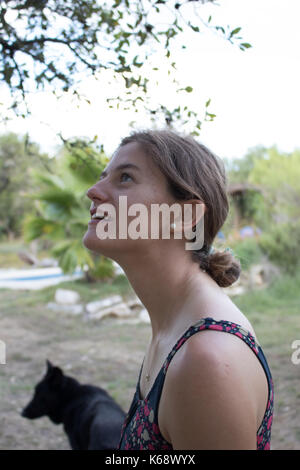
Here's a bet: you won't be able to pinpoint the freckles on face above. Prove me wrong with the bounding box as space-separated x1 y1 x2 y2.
83 142 177 255
111 142 174 206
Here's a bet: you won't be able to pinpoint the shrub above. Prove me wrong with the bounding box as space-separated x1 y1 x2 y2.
258 221 300 274
231 238 264 271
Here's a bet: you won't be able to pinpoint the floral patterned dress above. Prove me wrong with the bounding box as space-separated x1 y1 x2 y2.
118 317 274 450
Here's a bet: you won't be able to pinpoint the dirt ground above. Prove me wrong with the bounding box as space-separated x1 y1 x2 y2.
0 290 299 450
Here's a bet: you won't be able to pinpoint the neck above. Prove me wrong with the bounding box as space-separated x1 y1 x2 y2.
115 242 217 340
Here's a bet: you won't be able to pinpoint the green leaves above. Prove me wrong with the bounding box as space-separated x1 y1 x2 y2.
0 132 52 238
239 43 252 51
189 25 200 33
30 188 77 214
23 216 65 242
204 98 216 122
259 221 300 274
21 138 115 279
229 27 242 38
209 21 251 51
0 0 252 119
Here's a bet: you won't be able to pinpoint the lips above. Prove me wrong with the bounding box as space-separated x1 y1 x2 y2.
89 207 108 220
90 207 97 217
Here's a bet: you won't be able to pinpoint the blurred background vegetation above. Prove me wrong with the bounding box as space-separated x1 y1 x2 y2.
0 0 299 451
0 131 299 280
0 132 115 281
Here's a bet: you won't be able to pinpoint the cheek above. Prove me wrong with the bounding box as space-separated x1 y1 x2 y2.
128 190 177 237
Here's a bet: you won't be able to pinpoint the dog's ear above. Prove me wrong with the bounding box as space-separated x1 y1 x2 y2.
48 366 64 388
45 360 64 387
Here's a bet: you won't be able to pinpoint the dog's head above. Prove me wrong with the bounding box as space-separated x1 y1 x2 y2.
21 360 65 424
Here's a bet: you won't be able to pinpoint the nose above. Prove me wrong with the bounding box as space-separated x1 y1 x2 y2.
86 181 108 202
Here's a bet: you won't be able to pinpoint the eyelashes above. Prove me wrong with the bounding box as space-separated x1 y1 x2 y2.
98 172 133 183
120 172 133 182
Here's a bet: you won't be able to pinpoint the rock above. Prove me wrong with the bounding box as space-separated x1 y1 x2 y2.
260 260 281 283
228 285 247 296
18 251 58 268
249 261 281 288
86 295 123 314
18 251 39 266
127 296 144 310
39 258 59 267
249 264 264 287
47 302 84 315
86 302 133 321
138 308 151 324
55 288 81 305
113 262 125 276
223 281 247 296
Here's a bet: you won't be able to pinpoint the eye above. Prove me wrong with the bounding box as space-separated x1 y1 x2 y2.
120 172 133 182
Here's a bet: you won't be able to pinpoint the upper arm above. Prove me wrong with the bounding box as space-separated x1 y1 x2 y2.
161 332 258 450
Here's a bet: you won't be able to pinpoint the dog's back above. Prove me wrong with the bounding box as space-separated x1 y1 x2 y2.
62 383 126 450
22 360 126 450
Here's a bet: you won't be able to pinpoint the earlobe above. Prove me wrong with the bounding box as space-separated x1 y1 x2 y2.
181 200 206 231
170 200 205 234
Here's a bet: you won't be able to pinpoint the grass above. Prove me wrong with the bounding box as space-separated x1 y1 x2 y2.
0 274 134 314
233 270 300 353
0 240 27 268
235 270 300 314
0 236 299 449
0 239 52 268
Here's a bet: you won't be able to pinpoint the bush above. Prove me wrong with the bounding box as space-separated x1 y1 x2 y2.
258 221 300 274
87 255 116 282
231 238 264 271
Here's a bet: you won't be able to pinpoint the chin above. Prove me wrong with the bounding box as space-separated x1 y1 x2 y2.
83 228 111 256
82 226 127 262
83 225 148 264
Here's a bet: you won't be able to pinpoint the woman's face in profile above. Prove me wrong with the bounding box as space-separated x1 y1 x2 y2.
83 141 178 260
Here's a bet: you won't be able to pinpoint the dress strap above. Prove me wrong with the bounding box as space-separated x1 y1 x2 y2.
162 316 261 375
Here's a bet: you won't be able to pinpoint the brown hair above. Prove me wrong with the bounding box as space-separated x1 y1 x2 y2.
119 129 241 288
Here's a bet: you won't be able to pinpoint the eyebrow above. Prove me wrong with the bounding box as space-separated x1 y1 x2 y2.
99 163 141 178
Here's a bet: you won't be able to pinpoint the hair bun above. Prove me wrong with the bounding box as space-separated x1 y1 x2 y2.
206 249 241 288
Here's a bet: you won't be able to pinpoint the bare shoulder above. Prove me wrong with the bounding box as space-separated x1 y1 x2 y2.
164 327 259 391
159 329 262 450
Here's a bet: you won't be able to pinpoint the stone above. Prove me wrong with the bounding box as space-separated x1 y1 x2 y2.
138 309 151 324
55 288 81 305
86 295 123 314
112 262 125 276
86 302 133 321
249 264 265 286
18 251 39 266
260 260 281 283
127 296 144 310
39 258 59 267
223 285 246 296
47 302 84 315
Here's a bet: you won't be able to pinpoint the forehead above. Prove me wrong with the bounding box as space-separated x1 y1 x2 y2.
109 142 162 179
113 142 143 162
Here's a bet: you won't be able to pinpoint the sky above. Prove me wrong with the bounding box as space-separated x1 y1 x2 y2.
0 0 300 161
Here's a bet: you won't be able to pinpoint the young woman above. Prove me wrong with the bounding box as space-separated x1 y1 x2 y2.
83 130 274 450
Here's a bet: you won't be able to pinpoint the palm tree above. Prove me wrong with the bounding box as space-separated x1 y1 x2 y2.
23 139 115 281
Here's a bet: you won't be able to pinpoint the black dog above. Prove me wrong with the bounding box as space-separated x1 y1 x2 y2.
21 360 126 450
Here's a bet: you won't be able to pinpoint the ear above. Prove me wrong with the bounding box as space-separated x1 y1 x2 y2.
45 360 63 386
173 200 206 233
48 366 64 388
